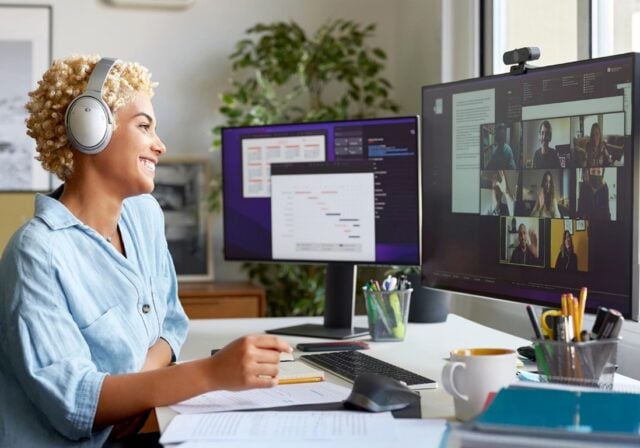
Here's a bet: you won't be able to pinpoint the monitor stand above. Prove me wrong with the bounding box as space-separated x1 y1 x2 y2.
266 263 369 339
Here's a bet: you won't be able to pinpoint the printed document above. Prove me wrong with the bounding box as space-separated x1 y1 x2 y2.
160 410 396 445
170 381 350 414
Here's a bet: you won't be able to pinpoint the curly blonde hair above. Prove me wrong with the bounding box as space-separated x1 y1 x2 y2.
25 55 156 180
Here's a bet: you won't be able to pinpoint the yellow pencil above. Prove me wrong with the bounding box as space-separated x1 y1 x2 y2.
571 294 580 341
578 287 588 340
277 377 324 385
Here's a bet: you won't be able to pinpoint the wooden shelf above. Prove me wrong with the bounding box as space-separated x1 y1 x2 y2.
178 282 266 319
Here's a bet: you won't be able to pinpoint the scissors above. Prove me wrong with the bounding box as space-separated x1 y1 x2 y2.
540 309 563 339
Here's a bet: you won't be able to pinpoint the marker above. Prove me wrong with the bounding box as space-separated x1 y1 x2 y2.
598 309 624 339
525 305 543 340
591 306 609 339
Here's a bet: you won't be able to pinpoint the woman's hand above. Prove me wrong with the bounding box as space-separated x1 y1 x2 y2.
206 335 292 391
494 170 507 193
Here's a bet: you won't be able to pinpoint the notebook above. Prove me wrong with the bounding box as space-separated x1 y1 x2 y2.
469 386 640 443
277 361 324 385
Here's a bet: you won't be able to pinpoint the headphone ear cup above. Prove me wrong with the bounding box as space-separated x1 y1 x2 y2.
65 94 113 154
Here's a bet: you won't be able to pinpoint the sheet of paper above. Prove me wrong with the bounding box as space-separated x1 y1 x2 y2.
159 410 396 445
170 381 350 414
171 418 447 448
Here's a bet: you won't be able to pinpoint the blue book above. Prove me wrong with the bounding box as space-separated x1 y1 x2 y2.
469 386 640 443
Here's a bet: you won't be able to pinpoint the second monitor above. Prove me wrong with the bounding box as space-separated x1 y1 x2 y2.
221 116 420 338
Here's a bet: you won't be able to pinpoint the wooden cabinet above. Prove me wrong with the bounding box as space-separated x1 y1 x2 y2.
178 282 266 319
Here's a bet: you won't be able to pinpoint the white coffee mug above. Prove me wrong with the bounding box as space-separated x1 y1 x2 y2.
441 347 517 421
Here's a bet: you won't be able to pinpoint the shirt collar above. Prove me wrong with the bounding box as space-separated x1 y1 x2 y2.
34 185 82 231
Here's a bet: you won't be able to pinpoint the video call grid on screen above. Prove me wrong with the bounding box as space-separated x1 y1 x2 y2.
421 53 638 319
221 117 420 265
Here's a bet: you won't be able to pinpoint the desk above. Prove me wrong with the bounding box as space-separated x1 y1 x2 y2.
157 313 639 436
157 313 533 431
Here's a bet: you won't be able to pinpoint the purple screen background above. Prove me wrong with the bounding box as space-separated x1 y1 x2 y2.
222 117 420 265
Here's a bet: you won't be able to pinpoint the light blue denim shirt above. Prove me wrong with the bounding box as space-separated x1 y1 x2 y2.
0 189 189 447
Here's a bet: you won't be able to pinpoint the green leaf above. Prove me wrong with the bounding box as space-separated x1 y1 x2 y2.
212 18 400 315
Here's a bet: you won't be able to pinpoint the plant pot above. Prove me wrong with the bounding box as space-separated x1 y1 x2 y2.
407 273 450 323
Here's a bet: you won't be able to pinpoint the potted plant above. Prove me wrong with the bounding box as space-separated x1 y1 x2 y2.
211 19 399 316
384 266 450 323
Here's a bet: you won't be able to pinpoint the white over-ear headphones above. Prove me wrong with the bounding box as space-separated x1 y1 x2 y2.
64 57 118 154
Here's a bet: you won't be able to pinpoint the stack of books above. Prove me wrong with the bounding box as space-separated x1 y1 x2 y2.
444 385 640 447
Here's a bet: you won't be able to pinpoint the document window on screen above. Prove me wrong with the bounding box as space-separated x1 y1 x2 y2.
271 166 376 262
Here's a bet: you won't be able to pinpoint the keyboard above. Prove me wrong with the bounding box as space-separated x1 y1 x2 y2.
300 351 437 390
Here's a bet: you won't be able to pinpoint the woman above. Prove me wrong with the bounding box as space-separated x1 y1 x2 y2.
555 230 578 271
586 122 612 167
0 55 290 447
530 171 561 218
485 170 514 216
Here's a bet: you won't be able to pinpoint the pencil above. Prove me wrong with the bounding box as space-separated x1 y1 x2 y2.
277 377 324 385
578 287 588 340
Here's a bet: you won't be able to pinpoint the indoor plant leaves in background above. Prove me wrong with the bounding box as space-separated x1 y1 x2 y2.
211 19 399 317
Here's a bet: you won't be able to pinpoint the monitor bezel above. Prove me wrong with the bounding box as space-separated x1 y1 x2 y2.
220 115 422 267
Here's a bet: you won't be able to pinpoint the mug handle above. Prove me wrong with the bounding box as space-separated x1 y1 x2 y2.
441 361 468 401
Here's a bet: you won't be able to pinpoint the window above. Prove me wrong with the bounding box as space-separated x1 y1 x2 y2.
486 0 588 74
592 0 640 56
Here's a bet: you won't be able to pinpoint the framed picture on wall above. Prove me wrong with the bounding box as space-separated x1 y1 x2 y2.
576 219 586 231
0 5 52 191
564 219 573 234
152 157 214 281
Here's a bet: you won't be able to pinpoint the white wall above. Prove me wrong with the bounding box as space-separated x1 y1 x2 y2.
8 0 639 380
2 0 442 280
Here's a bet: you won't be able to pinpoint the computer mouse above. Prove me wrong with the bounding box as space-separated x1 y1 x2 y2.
343 373 420 412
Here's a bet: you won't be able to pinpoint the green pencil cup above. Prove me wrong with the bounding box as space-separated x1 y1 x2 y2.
363 288 412 341
532 338 619 389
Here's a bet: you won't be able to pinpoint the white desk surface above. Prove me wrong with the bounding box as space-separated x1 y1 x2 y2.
157 313 539 432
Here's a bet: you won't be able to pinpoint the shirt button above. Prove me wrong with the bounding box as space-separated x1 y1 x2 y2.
142 304 151 314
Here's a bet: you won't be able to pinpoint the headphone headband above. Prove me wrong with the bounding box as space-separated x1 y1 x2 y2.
86 57 118 94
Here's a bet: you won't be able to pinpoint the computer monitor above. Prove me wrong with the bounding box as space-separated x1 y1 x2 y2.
421 52 639 320
222 116 421 338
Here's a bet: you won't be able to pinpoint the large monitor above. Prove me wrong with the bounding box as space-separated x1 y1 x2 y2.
421 52 639 320
222 116 421 338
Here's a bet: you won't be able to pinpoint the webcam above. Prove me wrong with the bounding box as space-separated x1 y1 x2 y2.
503 47 540 65
503 47 541 75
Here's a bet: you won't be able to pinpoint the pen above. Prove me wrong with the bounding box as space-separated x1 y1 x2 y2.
388 289 404 338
